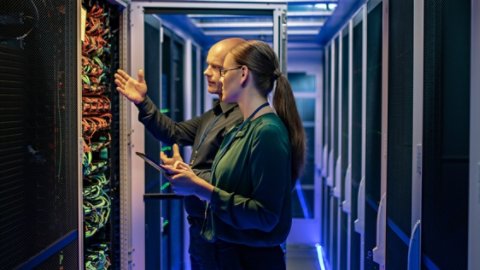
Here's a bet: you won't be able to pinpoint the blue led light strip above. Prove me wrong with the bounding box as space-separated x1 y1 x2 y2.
315 243 327 270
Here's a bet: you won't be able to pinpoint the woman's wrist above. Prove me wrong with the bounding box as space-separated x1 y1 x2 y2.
194 176 214 202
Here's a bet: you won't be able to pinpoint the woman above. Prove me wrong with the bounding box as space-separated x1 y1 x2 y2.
163 40 306 269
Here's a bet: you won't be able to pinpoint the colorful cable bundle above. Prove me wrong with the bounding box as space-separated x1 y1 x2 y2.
81 1 114 268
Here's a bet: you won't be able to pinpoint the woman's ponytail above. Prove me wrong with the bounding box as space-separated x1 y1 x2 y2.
273 74 306 183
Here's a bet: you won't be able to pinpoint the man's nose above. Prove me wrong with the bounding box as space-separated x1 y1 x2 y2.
204 67 212 77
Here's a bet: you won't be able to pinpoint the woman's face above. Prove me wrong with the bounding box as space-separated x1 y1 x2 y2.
220 54 243 103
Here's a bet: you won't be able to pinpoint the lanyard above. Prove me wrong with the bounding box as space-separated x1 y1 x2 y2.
210 102 270 186
189 113 223 165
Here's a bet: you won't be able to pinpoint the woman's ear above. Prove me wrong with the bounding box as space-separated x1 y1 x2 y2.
240 66 249 86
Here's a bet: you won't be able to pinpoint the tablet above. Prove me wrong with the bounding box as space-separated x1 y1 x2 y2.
136 152 182 199
135 152 166 172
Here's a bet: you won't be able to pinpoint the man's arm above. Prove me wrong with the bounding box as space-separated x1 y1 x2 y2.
137 96 203 145
115 69 206 145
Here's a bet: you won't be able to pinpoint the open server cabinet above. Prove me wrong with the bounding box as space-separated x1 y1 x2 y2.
0 0 128 269
79 0 128 269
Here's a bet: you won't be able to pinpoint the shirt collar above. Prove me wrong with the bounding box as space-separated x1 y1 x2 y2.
213 100 238 115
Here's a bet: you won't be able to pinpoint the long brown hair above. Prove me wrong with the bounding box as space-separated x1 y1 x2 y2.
230 40 306 182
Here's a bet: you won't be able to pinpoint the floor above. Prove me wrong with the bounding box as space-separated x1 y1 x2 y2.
286 244 323 270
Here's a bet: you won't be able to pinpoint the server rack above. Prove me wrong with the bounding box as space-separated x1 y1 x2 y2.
422 0 470 268
468 0 480 269
363 2 383 269
320 37 331 262
469 2 480 269
0 1 79 269
322 1 384 269
320 0 473 269
339 25 349 270
160 29 185 270
385 0 414 268
288 71 317 220
143 15 163 270
350 8 364 270
332 36 339 270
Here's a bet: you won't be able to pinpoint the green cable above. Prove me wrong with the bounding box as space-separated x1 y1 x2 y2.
161 182 170 191
161 145 172 152
162 219 169 229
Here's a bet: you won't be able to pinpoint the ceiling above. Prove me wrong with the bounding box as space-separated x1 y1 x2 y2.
151 0 364 49
186 0 337 48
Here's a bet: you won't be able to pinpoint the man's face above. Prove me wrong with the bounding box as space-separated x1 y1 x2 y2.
203 49 224 96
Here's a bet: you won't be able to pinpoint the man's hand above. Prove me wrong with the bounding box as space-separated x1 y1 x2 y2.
160 144 184 166
114 69 148 104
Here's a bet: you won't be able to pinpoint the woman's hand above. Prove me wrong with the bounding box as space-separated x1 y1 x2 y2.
161 162 214 201
160 144 184 166
114 69 147 104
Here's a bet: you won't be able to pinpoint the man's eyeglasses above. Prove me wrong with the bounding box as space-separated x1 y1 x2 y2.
220 66 242 77
204 64 222 74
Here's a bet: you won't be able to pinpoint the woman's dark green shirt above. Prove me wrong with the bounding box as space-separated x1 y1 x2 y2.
202 113 292 247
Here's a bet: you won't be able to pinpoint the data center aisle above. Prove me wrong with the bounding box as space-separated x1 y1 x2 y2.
286 245 323 270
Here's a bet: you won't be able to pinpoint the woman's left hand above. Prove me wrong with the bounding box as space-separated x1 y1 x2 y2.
161 161 203 196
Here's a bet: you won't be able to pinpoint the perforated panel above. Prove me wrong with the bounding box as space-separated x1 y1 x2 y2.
0 0 78 268
0 43 30 270
339 30 349 270
364 2 382 269
350 17 362 270
386 0 414 267
422 0 470 268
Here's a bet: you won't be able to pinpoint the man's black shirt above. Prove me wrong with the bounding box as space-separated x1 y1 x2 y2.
136 95 243 218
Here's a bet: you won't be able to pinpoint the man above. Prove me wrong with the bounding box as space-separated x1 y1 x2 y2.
114 37 244 270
